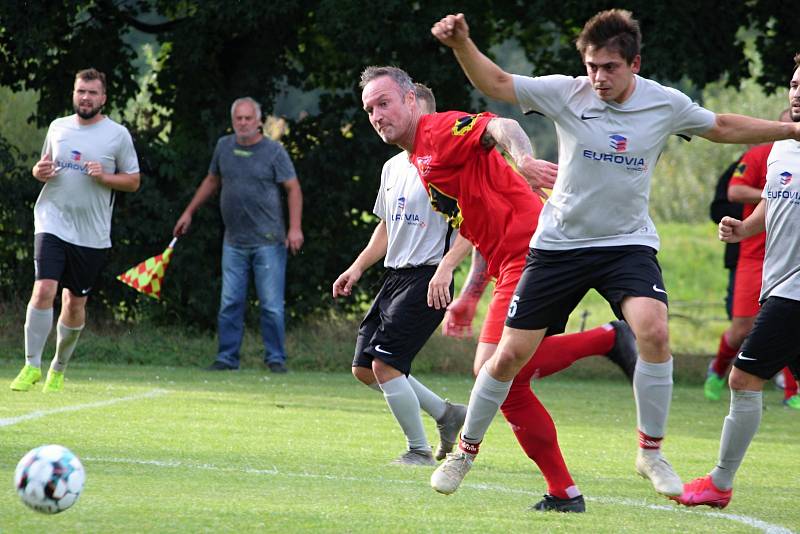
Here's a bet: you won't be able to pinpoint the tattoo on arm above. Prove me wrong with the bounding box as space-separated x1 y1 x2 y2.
462 252 490 299
483 118 533 165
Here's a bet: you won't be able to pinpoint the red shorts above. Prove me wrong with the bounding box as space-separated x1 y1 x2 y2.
732 258 762 317
479 257 525 345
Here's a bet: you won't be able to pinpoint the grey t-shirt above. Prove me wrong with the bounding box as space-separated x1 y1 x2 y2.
210 135 296 246
761 139 800 301
374 152 456 268
35 115 139 248
513 74 716 250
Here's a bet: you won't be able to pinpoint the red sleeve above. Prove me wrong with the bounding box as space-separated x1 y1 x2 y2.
419 111 496 166
729 143 771 189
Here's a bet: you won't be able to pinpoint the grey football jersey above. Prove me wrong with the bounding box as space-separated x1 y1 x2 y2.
761 140 800 301
374 152 456 268
513 74 715 251
35 115 139 248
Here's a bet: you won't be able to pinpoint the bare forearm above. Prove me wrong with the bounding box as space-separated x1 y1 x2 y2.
703 114 799 144
98 172 140 192
286 184 303 232
183 175 219 215
438 233 473 274
484 118 533 166
352 222 388 272
451 39 517 103
460 249 490 300
728 184 762 205
741 199 767 236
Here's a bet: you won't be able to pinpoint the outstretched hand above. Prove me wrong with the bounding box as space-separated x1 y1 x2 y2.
431 13 470 48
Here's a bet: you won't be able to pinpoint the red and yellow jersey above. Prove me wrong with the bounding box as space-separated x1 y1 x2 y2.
409 111 542 277
729 143 771 261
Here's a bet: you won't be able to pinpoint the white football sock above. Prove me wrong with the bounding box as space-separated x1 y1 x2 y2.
50 322 83 372
379 376 430 451
633 357 673 440
24 305 53 368
407 375 447 421
461 365 512 446
710 389 762 490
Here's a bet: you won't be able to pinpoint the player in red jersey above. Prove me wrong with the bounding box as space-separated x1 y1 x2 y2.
360 65 638 512
705 110 800 409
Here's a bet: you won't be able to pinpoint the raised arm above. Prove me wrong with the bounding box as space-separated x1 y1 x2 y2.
431 13 518 104
482 117 557 196
702 114 800 144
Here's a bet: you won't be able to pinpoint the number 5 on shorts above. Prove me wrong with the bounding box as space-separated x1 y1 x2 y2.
508 295 520 318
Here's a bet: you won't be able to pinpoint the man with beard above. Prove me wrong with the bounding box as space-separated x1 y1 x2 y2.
10 68 140 392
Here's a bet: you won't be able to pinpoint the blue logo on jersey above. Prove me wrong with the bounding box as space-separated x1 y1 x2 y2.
609 134 627 152
582 149 646 172
397 196 406 211
55 150 89 174
70 150 82 161
780 171 793 186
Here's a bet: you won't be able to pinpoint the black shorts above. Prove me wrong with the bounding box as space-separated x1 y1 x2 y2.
353 266 451 375
34 233 109 297
505 245 668 334
735 296 800 380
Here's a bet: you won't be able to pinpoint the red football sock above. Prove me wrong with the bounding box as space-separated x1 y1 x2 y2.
516 325 616 382
783 367 798 399
500 380 577 499
711 333 738 377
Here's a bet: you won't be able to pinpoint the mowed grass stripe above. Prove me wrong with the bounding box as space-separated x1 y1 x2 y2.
0 365 797 533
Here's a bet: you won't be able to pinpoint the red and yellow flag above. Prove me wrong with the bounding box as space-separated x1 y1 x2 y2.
116 238 177 300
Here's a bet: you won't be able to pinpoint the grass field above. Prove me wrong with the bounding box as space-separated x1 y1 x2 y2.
1 365 797 533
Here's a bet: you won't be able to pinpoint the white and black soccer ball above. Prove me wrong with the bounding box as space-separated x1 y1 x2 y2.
14 444 85 514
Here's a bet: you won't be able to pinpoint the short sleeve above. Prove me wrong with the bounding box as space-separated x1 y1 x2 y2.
667 87 716 138
114 128 140 174
512 74 577 118
373 160 390 220
272 144 297 183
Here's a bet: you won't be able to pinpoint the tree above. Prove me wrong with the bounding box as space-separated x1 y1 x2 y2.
1 0 798 328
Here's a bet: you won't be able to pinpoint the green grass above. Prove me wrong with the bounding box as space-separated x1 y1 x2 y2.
1 365 797 533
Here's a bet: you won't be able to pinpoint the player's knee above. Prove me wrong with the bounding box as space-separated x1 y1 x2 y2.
351 365 375 386
728 367 765 391
493 345 530 374
635 321 669 357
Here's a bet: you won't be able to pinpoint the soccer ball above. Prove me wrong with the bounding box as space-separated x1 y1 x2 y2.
14 445 85 514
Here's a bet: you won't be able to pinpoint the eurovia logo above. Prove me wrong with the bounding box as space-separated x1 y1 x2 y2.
780 171 793 186
609 134 627 152
70 150 81 161
397 196 406 212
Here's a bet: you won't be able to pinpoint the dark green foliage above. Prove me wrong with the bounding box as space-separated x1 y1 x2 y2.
0 0 798 329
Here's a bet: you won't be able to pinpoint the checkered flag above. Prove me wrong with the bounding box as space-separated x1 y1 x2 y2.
116 238 177 300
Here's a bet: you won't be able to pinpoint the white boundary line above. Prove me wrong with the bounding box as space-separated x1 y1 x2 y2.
84 456 795 534
0 388 168 427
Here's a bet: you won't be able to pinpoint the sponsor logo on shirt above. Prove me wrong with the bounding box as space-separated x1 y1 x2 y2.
55 148 89 174
766 179 800 204
581 149 647 172
451 114 481 136
233 149 253 157
733 163 747 179
780 171 793 186
609 134 628 152
397 196 406 211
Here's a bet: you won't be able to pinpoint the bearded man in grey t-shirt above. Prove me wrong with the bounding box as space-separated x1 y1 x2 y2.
174 97 303 373
429 9 800 503
10 68 140 394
